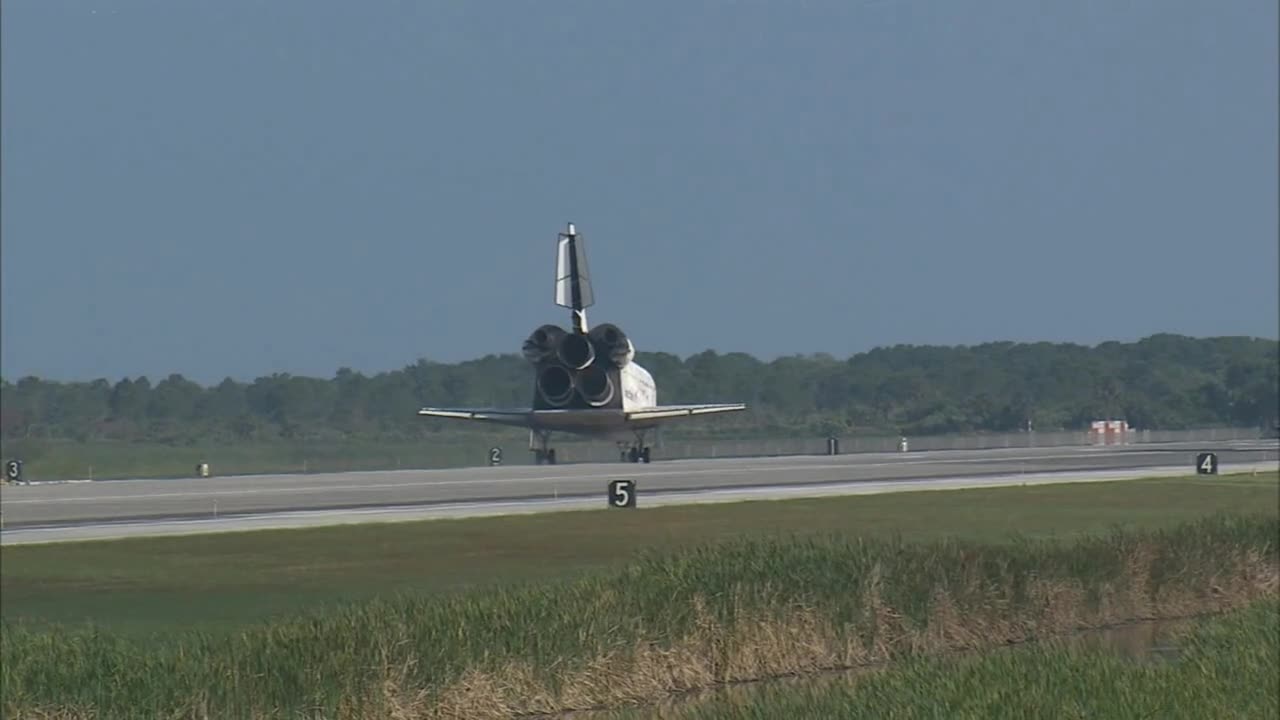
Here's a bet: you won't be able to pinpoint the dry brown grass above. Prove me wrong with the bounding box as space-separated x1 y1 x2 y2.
409 542 1279 720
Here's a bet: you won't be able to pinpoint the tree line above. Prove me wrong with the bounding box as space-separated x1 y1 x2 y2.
1 334 1276 445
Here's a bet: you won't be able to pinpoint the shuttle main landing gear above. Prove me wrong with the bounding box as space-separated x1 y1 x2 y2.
531 430 558 465
620 431 652 464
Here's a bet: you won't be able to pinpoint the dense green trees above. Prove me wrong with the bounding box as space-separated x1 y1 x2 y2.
1 334 1275 445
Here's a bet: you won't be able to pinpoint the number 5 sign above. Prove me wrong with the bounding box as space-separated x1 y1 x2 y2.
608 479 636 508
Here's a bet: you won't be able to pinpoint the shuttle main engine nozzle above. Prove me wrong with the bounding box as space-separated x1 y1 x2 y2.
577 365 615 407
557 333 596 370
536 364 574 407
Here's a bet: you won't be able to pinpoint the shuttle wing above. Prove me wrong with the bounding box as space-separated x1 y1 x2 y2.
416 408 534 429
417 407 632 432
624 403 748 422
419 404 748 431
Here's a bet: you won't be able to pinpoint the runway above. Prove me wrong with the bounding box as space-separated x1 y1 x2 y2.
2 440 1275 546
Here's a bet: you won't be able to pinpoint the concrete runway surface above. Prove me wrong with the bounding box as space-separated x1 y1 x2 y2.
1 440 1275 546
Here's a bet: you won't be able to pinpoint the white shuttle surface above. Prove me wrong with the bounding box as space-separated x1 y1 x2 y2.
418 223 746 463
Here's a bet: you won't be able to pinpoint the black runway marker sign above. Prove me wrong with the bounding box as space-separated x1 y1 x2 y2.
608 479 636 508
1195 452 1218 475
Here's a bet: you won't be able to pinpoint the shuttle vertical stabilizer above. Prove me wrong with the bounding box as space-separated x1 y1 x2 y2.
554 222 593 334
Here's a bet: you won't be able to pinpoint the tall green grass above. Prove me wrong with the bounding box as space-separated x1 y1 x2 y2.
3 514 1276 719
606 598 1280 720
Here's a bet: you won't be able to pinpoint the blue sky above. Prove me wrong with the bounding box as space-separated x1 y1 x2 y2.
2 0 1276 384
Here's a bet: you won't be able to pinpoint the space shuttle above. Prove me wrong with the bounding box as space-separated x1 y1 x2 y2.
417 223 746 464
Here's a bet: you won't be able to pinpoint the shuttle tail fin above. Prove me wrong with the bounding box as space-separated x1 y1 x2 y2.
554 222 593 334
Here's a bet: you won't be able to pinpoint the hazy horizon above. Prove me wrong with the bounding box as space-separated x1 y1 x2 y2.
4 1 1276 386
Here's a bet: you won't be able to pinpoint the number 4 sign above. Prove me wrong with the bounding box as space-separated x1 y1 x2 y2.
1196 452 1218 475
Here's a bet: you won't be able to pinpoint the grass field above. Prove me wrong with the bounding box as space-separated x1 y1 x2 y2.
600 598 1280 720
3 512 1275 719
2 471 1276 635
